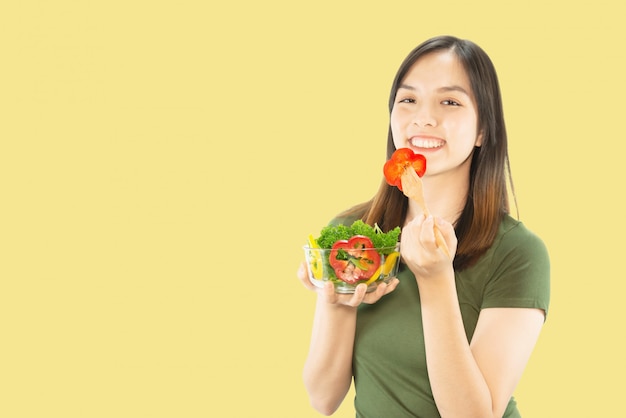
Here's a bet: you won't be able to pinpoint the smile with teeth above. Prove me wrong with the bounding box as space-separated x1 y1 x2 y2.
410 137 445 149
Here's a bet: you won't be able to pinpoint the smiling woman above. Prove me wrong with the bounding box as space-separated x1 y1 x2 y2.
391 51 482 179
297 35 550 418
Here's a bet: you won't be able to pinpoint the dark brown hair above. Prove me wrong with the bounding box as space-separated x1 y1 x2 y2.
342 35 512 270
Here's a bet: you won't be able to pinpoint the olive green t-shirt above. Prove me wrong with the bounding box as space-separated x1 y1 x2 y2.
346 214 550 418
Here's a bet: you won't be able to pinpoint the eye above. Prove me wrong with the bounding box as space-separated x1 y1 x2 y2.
398 98 416 104
442 99 461 106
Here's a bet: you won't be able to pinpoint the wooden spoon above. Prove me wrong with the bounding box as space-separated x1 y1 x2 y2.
400 166 451 259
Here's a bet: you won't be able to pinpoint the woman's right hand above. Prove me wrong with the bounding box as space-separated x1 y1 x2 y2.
297 261 399 307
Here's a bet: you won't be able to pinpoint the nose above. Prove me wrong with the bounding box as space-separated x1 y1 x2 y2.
412 104 437 127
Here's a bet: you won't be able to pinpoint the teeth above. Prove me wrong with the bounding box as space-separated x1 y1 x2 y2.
411 138 444 149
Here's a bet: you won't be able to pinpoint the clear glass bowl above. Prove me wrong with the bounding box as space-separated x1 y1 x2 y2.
303 243 401 293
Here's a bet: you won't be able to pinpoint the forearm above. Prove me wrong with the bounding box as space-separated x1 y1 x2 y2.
418 277 495 418
303 297 356 415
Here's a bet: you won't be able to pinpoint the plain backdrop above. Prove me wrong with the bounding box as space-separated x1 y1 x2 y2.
1 1 624 417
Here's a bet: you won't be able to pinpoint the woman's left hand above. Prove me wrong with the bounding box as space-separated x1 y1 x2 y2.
400 215 457 279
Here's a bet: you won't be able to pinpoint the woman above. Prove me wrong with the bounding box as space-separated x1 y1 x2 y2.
297 35 550 418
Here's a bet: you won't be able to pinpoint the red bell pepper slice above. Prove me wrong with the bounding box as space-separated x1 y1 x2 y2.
383 148 426 191
329 235 381 284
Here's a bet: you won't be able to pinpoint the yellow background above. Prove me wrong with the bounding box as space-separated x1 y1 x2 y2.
1 1 623 417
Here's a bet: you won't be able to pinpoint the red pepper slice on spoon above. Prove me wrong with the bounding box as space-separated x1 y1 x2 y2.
383 148 426 191
383 148 450 259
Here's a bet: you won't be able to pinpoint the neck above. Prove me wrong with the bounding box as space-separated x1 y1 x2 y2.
405 171 469 226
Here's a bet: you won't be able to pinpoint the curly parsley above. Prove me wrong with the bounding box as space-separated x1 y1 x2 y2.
316 220 400 254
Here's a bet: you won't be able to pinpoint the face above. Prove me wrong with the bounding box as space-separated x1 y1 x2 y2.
390 50 482 180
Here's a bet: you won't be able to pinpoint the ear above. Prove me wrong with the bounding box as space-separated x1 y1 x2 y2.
475 130 484 147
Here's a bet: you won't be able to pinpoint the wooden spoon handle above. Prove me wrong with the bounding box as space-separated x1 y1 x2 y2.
400 167 451 259
433 225 451 259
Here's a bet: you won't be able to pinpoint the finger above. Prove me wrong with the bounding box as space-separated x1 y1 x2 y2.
297 261 317 291
362 278 398 304
384 278 400 294
435 217 457 255
322 281 338 303
419 216 438 250
434 217 454 239
297 261 308 279
400 216 423 255
376 278 399 297
370 281 388 301
404 212 426 232
433 225 451 258
346 283 367 307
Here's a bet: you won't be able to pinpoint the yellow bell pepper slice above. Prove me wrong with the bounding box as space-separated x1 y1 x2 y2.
307 234 324 279
364 251 400 285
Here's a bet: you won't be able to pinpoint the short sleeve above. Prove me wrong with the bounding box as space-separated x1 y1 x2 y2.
482 222 551 318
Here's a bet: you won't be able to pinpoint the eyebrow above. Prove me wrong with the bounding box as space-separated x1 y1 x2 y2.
398 84 471 96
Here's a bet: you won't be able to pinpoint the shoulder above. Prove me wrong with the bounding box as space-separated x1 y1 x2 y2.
493 215 550 267
486 215 551 298
478 215 551 314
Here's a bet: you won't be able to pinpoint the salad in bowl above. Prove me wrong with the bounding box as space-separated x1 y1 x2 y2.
304 220 401 293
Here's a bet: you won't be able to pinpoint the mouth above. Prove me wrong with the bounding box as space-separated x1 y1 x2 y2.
409 136 445 150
